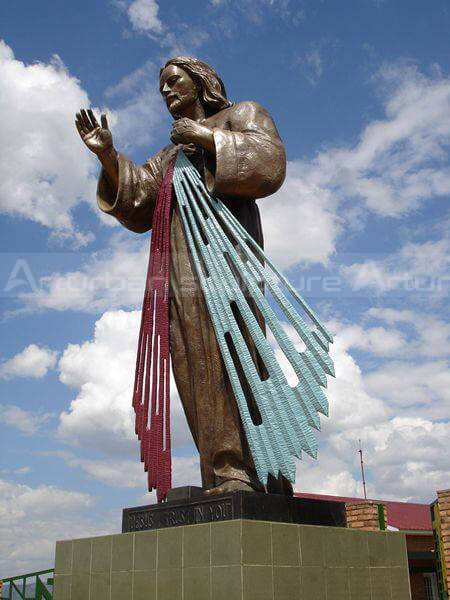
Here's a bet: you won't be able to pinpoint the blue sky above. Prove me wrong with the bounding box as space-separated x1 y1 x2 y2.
1 0 449 576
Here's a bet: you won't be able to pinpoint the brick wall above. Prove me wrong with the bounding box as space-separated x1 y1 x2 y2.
345 501 387 531
437 488 450 593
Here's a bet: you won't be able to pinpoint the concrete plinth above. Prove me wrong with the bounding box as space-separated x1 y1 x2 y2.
53 520 411 600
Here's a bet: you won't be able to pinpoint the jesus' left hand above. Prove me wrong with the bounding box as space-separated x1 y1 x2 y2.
170 118 215 153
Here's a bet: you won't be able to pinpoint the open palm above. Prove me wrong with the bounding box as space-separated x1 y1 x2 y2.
75 109 113 155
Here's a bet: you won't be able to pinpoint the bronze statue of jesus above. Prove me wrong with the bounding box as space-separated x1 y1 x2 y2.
75 57 290 496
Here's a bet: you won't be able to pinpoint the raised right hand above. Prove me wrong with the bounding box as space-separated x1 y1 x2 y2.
75 109 113 156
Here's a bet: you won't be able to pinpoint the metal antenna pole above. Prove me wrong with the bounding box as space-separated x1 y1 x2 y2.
358 439 367 499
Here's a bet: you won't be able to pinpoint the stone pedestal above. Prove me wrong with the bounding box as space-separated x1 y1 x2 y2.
53 519 411 599
122 490 347 533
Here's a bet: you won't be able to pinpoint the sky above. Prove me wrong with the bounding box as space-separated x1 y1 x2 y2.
0 0 449 577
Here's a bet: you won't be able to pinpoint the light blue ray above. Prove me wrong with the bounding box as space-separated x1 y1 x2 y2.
171 152 334 484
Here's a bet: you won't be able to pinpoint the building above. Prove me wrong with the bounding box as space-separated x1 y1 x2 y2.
295 491 445 600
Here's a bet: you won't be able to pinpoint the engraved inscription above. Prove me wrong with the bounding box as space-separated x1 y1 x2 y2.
194 505 205 523
124 497 234 532
128 511 156 531
163 508 189 527
208 500 232 521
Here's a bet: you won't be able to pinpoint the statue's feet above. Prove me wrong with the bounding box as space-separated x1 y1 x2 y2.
204 480 255 495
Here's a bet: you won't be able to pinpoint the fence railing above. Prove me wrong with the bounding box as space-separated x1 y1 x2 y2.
0 569 53 600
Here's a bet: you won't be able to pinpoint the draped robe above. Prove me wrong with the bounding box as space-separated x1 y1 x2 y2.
97 101 286 491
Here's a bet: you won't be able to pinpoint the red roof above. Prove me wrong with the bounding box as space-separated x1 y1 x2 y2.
294 491 432 531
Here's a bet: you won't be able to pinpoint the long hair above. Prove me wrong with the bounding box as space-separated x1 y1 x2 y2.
160 57 233 117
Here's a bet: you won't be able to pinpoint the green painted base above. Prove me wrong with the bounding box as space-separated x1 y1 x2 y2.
53 520 411 600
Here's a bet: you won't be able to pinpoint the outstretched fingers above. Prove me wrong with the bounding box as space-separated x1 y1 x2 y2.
75 118 84 136
80 108 94 131
87 108 99 129
101 113 109 130
76 108 109 136
75 112 89 135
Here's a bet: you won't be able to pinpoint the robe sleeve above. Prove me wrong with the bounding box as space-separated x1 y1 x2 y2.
204 101 286 199
96 149 169 234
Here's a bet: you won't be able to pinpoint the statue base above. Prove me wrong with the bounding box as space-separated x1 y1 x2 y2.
122 489 347 533
53 513 411 599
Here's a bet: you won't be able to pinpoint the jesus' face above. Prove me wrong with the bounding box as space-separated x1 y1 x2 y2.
159 65 199 118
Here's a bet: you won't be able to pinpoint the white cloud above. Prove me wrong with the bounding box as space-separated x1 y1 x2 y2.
261 162 340 269
0 478 111 576
57 310 193 455
118 0 209 56
367 307 450 358
263 63 450 270
72 457 145 488
294 456 364 498
53 305 448 502
0 404 52 434
57 310 142 454
0 480 94 517
210 0 304 28
105 59 155 99
108 61 450 275
342 236 449 294
49 452 200 491
0 344 58 379
105 61 168 151
291 312 449 502
325 311 449 420
329 323 407 356
170 456 201 488
159 26 210 57
296 48 324 87
14 466 31 475
328 62 450 217
331 416 450 501
0 40 165 244
17 171 336 312
364 360 450 419
0 40 98 247
325 334 391 433
19 235 147 313
127 0 162 34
